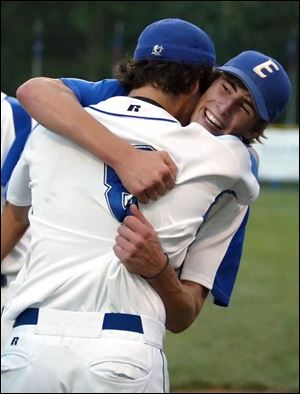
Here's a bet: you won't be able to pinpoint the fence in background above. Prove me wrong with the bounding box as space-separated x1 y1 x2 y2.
254 127 299 183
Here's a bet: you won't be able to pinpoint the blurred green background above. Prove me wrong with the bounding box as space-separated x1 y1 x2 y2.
2 1 299 392
1 1 299 124
166 185 299 393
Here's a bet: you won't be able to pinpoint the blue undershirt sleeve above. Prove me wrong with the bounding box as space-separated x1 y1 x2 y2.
60 78 128 106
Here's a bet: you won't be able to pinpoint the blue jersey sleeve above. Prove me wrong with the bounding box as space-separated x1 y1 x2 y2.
60 78 128 106
211 208 250 307
1 97 32 187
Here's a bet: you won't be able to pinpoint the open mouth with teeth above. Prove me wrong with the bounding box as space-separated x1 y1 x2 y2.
205 109 224 130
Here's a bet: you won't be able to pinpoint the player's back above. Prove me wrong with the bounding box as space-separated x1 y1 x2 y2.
21 95 257 271
5 96 258 322
86 97 259 266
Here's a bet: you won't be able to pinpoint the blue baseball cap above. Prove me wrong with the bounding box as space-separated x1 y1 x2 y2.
134 18 216 68
217 50 292 122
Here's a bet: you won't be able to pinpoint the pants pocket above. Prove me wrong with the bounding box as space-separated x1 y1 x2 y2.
89 360 151 392
1 349 31 372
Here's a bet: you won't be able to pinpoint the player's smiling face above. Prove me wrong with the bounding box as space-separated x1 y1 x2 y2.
191 75 260 137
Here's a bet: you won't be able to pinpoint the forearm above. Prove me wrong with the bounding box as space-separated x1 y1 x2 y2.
147 265 208 333
114 205 208 331
16 77 134 168
17 78 177 202
1 203 29 262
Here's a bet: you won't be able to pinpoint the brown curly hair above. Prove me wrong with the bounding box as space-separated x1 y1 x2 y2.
113 59 266 146
113 58 213 96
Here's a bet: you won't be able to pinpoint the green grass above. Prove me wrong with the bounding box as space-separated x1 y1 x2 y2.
165 186 299 393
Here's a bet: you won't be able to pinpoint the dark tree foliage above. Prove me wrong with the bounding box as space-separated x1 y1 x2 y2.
1 1 298 123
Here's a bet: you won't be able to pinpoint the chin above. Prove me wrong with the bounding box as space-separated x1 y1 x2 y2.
182 120 190 126
211 130 224 136
180 115 191 126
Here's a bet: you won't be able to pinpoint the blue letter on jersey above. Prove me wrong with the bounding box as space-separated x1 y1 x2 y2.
103 145 154 222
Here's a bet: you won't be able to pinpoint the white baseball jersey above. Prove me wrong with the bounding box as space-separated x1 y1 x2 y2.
4 96 259 325
1 92 35 277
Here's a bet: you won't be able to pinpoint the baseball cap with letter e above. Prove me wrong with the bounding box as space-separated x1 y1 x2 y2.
217 50 292 122
134 18 216 68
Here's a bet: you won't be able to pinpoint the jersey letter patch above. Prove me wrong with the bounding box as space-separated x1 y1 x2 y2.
253 59 279 78
127 104 141 112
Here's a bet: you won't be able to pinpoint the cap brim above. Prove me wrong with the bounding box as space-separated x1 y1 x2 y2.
217 65 270 121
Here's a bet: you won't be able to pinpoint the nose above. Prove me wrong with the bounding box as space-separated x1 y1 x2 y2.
218 98 235 115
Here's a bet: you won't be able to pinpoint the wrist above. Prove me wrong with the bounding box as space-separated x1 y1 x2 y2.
141 253 169 280
109 141 135 170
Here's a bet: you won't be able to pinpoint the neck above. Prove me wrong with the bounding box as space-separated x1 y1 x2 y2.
129 86 187 124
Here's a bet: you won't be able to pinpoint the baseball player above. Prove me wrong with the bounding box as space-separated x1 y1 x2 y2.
15 40 291 315
113 50 291 317
2 19 218 393
1 92 36 351
1 25 291 393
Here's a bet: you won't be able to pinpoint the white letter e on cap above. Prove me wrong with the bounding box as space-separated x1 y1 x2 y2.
253 59 279 78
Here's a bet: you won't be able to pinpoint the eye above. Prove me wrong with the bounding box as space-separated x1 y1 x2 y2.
241 104 250 114
222 83 229 92
241 101 255 116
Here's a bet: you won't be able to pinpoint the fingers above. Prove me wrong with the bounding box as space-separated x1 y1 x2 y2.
161 151 177 181
113 244 129 262
115 234 131 250
115 220 145 257
144 188 160 201
129 204 151 226
133 151 177 204
117 221 136 240
122 205 154 236
135 192 149 204
157 151 177 192
136 188 160 204
151 181 167 197
163 175 176 191
136 171 174 204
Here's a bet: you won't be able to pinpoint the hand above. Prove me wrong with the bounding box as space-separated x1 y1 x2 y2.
114 149 177 204
113 205 167 277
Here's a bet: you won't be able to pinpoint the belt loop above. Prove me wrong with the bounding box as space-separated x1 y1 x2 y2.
102 313 143 333
13 308 39 327
1 274 7 287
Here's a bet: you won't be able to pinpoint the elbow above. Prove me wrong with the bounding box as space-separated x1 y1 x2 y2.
165 290 207 333
16 77 48 109
166 316 195 334
167 325 189 334
166 307 200 334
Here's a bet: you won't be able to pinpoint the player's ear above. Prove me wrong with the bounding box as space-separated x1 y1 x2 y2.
190 80 200 95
